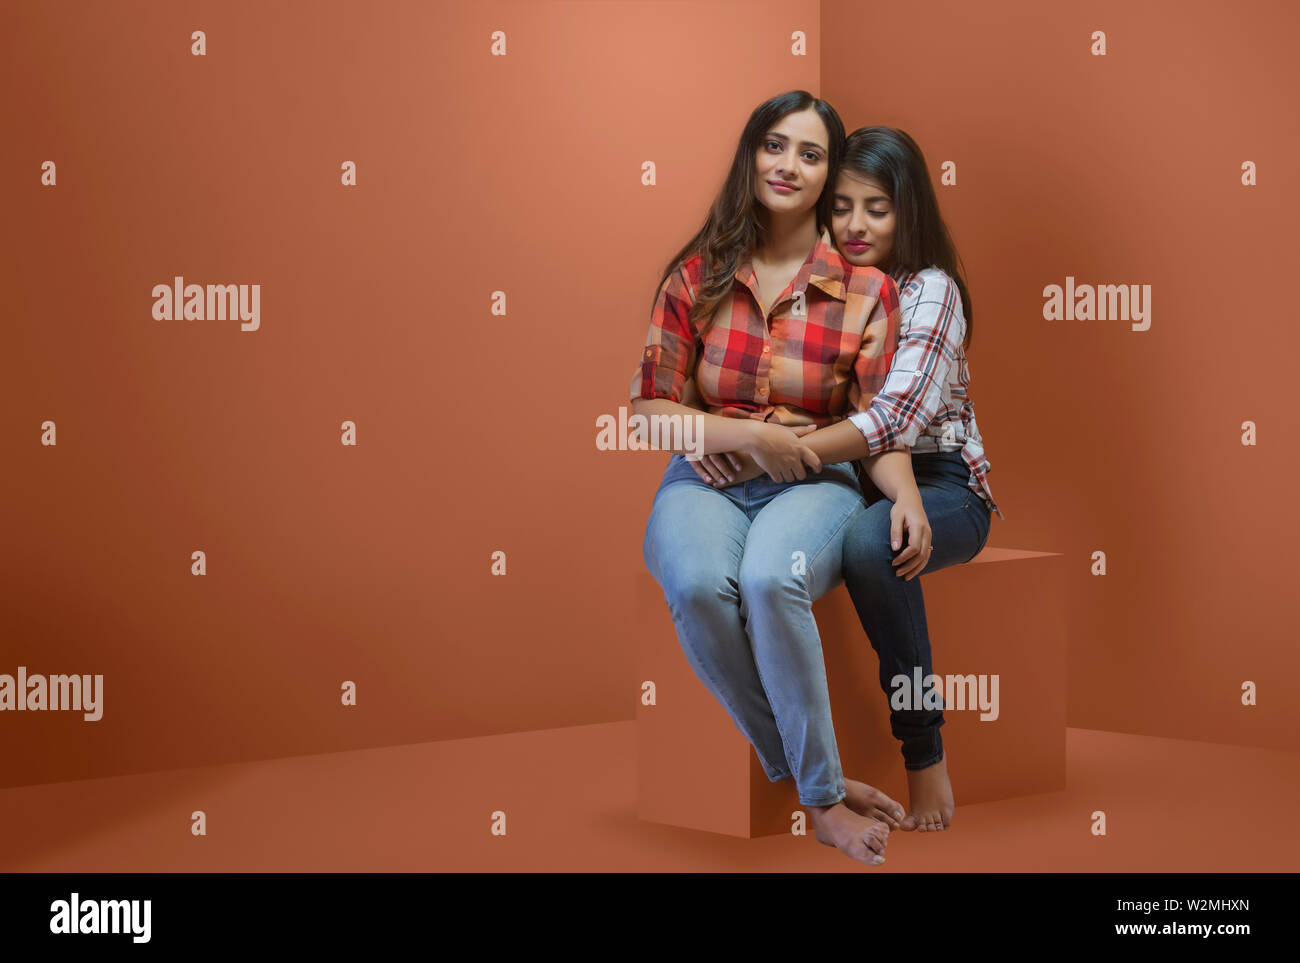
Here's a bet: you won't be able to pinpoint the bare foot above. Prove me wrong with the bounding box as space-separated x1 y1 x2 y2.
843 778 905 830
900 752 954 832
806 802 889 866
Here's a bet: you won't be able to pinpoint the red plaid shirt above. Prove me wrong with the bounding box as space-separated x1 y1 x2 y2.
629 226 901 431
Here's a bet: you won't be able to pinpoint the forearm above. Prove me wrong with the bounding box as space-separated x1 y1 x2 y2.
798 419 871 464
629 398 756 455
797 419 919 501
860 448 920 503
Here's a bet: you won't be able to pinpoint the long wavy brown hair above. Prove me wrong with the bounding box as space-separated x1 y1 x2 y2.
840 126 976 350
651 90 846 328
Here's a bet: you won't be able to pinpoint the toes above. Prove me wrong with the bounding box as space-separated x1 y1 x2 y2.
872 807 901 828
855 842 885 866
868 789 905 824
899 812 918 831
849 781 905 826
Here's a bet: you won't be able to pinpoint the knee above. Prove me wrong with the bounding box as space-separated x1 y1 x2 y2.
658 565 738 615
737 561 806 608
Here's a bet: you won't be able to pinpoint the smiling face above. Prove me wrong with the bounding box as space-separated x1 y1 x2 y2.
752 107 829 216
831 170 896 272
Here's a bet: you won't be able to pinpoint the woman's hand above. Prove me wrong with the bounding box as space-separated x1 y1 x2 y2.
687 449 765 487
686 451 740 486
744 422 822 482
890 488 933 580
685 424 822 487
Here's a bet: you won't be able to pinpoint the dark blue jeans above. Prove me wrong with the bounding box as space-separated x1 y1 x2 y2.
840 450 992 770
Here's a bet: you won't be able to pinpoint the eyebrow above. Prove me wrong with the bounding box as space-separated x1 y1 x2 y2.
766 132 826 153
833 193 892 203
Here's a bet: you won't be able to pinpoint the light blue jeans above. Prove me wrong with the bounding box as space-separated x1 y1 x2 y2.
641 452 865 806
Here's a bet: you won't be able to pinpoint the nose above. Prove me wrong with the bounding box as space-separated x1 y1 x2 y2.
776 147 799 179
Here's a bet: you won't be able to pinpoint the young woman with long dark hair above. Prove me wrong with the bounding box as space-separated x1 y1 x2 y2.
687 126 1004 835
629 92 931 867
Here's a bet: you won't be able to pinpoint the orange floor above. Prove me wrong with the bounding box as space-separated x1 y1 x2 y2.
2 723 1296 872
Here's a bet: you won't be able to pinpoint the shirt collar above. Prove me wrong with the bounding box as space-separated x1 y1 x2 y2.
806 225 850 300
735 225 849 306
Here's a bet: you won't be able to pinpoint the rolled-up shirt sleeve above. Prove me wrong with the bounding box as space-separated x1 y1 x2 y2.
847 270 965 454
629 261 699 404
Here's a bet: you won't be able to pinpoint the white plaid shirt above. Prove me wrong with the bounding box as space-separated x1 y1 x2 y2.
846 267 1003 520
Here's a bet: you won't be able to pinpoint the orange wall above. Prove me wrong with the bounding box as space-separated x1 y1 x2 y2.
2 0 1295 789
823 0 1299 749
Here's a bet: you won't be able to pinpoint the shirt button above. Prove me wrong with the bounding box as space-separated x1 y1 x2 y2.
762 345 770 354
759 387 768 395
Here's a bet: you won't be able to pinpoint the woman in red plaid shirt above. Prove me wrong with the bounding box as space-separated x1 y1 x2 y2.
631 91 927 866
688 127 1002 839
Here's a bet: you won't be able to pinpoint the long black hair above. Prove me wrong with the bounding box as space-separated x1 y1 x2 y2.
652 90 846 327
841 127 975 350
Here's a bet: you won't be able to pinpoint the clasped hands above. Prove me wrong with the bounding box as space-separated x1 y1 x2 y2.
684 421 822 487
684 420 936 581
